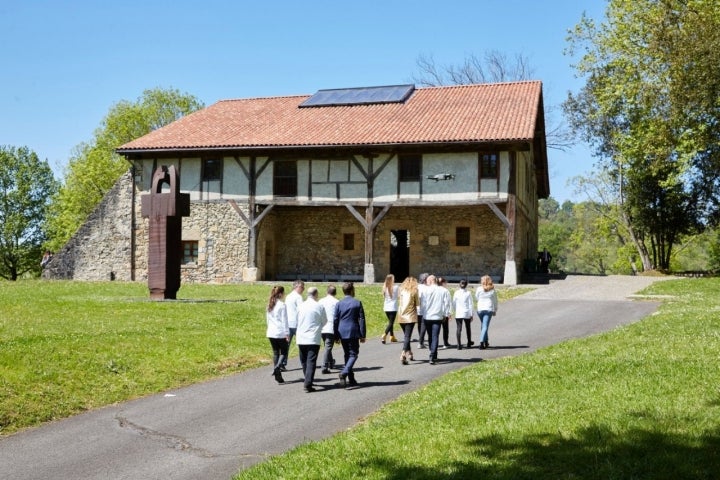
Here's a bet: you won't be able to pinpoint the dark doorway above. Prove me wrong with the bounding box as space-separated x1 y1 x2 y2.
390 230 410 282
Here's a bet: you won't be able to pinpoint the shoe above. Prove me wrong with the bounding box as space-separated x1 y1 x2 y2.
445 344 452 348
279 366 287 371
429 357 436 365
479 342 487 350
381 334 387 344
338 373 347 388
419 344 426 349
321 368 331 374
389 335 398 343
407 351 414 361
439 345 447 350
274 371 285 384
467 342 473 349
347 380 358 388
304 386 316 393
401 352 408 365
457 345 462 350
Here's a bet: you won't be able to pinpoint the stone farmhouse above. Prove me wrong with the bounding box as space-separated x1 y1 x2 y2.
44 81 549 285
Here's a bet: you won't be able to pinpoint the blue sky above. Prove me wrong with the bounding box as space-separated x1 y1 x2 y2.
1 0 606 202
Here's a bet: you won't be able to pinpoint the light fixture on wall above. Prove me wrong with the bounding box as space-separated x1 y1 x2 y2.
426 173 455 181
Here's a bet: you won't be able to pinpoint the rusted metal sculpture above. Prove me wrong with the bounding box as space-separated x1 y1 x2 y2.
141 165 190 300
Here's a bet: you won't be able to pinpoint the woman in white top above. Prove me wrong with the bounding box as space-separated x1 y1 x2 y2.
266 285 289 383
475 275 498 349
452 279 474 350
381 274 399 344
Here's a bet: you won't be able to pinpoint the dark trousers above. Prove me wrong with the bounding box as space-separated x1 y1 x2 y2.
298 344 320 388
282 327 297 366
425 320 442 360
456 317 472 345
268 337 288 372
321 333 335 368
401 323 416 351
383 311 397 335
418 315 426 345
340 338 360 380
441 317 450 346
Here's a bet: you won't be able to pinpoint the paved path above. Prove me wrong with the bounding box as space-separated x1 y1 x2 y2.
0 275 671 480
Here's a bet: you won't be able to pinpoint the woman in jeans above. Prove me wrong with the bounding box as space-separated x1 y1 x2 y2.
475 275 498 349
397 276 419 364
453 279 474 349
381 274 399 344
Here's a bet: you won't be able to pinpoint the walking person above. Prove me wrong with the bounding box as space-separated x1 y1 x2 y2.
381 274 399 344
452 279 474 349
266 285 289 384
422 275 451 365
318 285 339 374
438 276 452 349
475 275 498 349
333 282 366 388
296 287 327 393
416 272 429 349
282 279 305 369
397 276 420 365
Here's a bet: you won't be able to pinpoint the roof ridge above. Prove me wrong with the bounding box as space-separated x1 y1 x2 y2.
217 93 309 103
417 80 542 90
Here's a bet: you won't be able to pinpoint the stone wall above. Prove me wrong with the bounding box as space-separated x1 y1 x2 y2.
42 172 134 281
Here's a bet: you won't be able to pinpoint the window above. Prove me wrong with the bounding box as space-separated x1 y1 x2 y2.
202 158 223 181
398 154 421 181
480 152 499 178
182 241 198 264
456 227 470 247
343 233 355 251
273 160 297 197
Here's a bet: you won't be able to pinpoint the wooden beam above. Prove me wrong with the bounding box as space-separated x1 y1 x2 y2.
487 202 510 228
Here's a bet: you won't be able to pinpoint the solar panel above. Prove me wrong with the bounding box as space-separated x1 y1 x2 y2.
299 84 415 107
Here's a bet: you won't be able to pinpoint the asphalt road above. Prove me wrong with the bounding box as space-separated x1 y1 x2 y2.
0 275 670 480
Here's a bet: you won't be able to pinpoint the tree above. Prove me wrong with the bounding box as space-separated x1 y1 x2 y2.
0 146 59 280
46 87 204 251
563 0 718 270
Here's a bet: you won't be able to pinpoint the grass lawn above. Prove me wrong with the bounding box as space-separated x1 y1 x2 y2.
0 279 525 436
233 277 720 480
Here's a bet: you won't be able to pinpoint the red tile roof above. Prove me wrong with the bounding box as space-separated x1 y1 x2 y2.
117 81 545 152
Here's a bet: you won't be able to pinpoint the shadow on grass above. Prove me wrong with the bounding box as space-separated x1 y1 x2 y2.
361 422 720 479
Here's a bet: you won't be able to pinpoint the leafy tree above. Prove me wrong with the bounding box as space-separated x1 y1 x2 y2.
538 197 575 272
564 0 720 270
46 87 204 251
0 146 59 280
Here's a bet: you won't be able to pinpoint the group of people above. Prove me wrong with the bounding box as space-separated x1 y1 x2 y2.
265 280 366 393
265 273 497 392
381 273 498 365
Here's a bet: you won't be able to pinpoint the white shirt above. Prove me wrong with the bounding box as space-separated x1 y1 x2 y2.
296 297 327 345
423 284 451 321
318 294 339 334
285 289 304 328
266 301 289 338
453 288 474 319
383 285 399 312
476 288 498 313
417 283 428 316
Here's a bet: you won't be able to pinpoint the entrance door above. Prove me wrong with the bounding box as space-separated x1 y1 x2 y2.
390 230 409 281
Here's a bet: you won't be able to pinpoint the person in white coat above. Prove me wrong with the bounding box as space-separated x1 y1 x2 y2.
452 279 475 349
282 279 305 369
422 275 452 364
296 287 327 392
318 285 339 374
266 285 289 384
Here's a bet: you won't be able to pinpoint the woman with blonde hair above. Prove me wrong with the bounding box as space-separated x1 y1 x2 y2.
397 276 420 364
381 274 399 344
266 285 289 383
475 275 498 349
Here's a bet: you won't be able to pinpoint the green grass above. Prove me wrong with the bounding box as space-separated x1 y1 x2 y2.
233 277 720 480
0 280 526 436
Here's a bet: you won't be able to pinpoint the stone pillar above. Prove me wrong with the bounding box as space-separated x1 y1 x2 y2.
503 260 518 285
364 263 375 284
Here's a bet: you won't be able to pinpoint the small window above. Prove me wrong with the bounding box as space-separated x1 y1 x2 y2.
480 152 499 178
456 227 470 247
202 158 223 181
343 233 355 251
399 154 421 181
182 241 198 264
273 160 297 197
